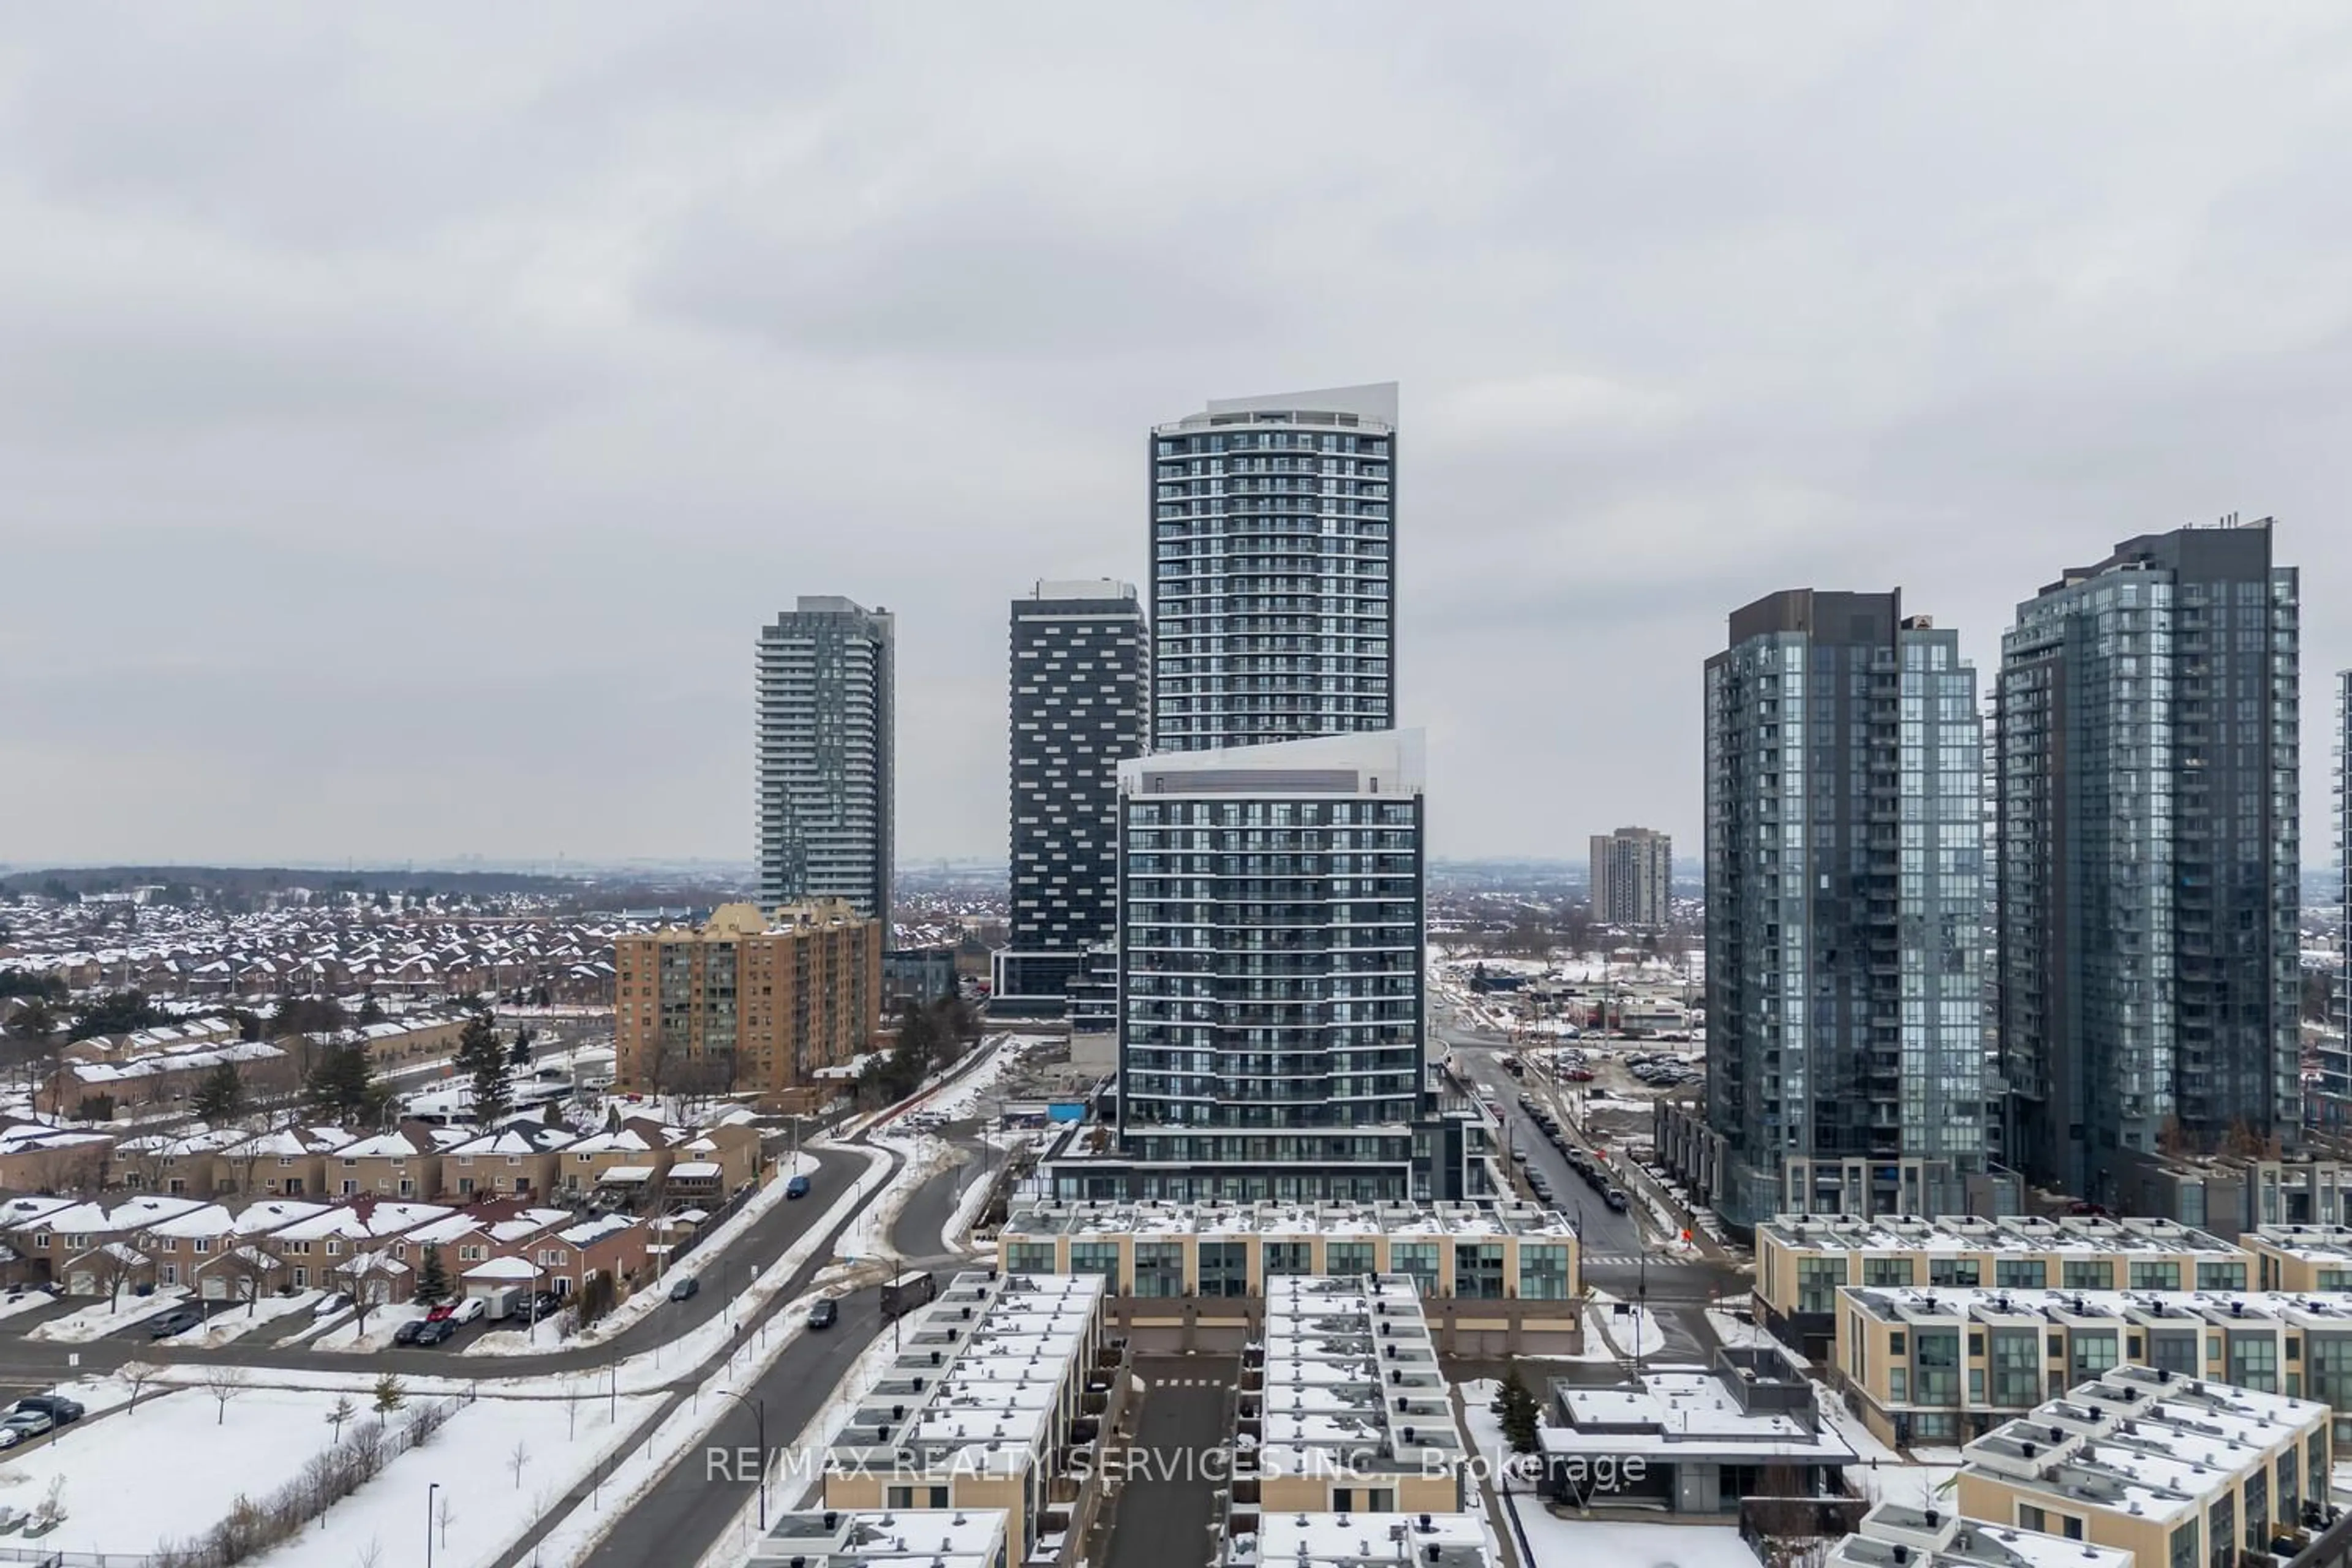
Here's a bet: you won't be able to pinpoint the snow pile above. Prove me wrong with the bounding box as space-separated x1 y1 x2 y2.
28 1287 194 1343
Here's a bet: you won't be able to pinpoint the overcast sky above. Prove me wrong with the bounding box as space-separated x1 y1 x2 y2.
4 6 2350 871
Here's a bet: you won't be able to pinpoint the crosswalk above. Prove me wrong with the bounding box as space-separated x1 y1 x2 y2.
1582 1251 1648 1267
1148 1377 1227 1389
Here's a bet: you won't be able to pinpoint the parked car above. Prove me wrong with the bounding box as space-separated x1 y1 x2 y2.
808 1297 839 1330
785 1174 812 1199
0 1411 54 1446
447 1298 486 1325
425 1303 456 1322
669 1275 700 1302
7 1396 83 1425
527 1289 564 1320
413 1319 458 1346
148 1306 205 1340
313 1291 354 1317
1603 1187 1632 1212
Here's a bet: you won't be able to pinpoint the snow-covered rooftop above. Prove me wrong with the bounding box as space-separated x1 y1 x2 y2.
1004 1198 1574 1240
750 1509 1008 1568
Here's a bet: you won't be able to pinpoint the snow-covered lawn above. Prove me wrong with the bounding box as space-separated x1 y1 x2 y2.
0 1387 344 1556
0 1376 662 1568
26 1287 193 1343
260 1388 662 1568
181 1289 328 1348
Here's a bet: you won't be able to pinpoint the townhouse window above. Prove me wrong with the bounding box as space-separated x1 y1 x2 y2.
326 1241 342 1257
31 1233 48 1250
192 1239 209 1255
64 1234 86 1250
2198 1261 2248 1291
277 1157 293 1167
1797 1257 1847 1313
1995 1259 2047 1290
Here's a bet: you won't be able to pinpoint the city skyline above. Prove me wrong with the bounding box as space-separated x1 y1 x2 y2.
7 10 2352 869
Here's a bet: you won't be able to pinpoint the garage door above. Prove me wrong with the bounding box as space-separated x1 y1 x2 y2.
66 1272 94 1295
200 1276 228 1300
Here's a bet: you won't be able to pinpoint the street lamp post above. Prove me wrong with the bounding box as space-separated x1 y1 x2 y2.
426 1481 440 1568
717 1389 769 1529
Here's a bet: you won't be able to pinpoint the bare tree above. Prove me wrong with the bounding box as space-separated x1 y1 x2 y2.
507 1438 531 1490
118 1360 163 1413
218 1242 282 1315
91 1229 159 1310
200 1365 251 1426
353 1542 385 1568
435 1493 455 1551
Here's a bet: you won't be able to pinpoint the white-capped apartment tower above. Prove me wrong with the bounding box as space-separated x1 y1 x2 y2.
756 597 894 923
1149 385 1397 752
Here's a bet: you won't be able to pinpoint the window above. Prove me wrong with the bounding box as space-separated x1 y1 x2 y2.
1133 1242 1184 1298
2070 1332 2119 1381
1197 1241 1250 1299
1391 1242 1439 1297
1518 1245 1572 1302
1888 1367 1909 1403
1456 1243 1504 1299
2129 1260 2182 1291
1929 1259 1981 1288
1003 1241 1057 1275
1915 1330 1961 1405
2062 1259 2114 1291
1326 1240 1374 1277
2017 1504 2045 1532
2230 1335 2279 1393
2198 1261 2248 1292
1863 1256 1915 1289
1798 1257 1847 1313
1262 1241 1311 1278
1996 1259 2047 1290
2169 1520 2199 1568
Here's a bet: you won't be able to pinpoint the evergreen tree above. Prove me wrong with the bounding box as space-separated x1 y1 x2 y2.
191 1061 245 1122
507 1025 533 1067
306 1041 388 1123
415 1245 451 1307
356 995 385 1027
372 1373 405 1414
455 1012 511 1127
1496 1367 1542 1454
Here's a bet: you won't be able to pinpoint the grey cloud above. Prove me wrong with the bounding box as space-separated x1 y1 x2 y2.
3 4 2351 869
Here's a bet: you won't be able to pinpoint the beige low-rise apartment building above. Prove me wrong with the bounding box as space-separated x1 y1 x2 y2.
615 900 882 1106
825 1271 1111 1561
1248 1273 1466 1517
2245 1224 2352 1294
997 1199 1580 1355
1835 1283 2352 1449
1826 1501 2135 1568
1954 1366 2343 1568
1755 1211 2248 1360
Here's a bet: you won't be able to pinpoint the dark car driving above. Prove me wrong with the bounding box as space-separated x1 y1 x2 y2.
808 1297 839 1330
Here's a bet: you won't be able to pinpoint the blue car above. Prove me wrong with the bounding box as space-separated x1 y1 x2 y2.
785 1174 811 1199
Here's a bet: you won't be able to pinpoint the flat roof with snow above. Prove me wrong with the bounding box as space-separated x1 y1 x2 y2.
1260 1275 1460 1481
750 1509 1008 1568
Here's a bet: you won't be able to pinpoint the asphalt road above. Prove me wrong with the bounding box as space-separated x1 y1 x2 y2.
1103 1354 1237 1568
1442 1022 1646 1257
573 1133 995 1568
0 1144 871 1384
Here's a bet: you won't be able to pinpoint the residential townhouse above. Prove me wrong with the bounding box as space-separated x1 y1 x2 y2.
116 1126 244 1196
1754 1211 2249 1360
0 1121 118 1192
560 1118 687 1196
440 1121 579 1200
2245 1226 2352 1293
1953 1367 2342 1568
328 1124 466 1199
4 1193 211 1295
266 1198 456 1300
826 1272 1112 1559
211 1125 358 1197
1834 1284 2352 1448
